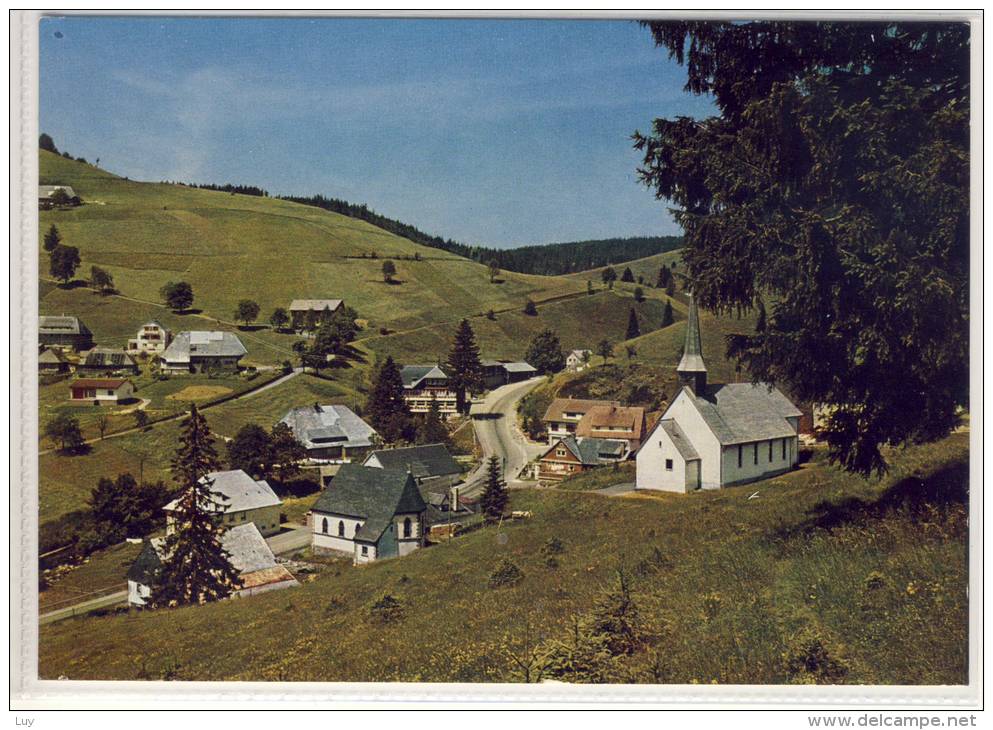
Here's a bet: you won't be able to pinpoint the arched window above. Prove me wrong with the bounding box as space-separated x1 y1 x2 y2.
354 523 361 537
403 517 412 538
338 520 345 537
321 517 328 534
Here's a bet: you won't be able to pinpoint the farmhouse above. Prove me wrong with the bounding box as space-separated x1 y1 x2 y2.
68 377 134 403
566 349 592 372
160 331 247 374
401 365 459 419
575 403 647 452
127 321 172 354
310 464 427 564
164 469 283 537
281 404 378 462
635 295 802 493
79 347 140 375
537 435 629 483
363 443 461 489
481 360 538 388
39 315 93 350
289 299 343 332
38 347 69 373
126 523 298 607
38 184 79 209
542 397 620 444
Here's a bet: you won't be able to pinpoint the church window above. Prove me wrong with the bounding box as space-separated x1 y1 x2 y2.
665 459 673 471
321 517 328 534
403 517 412 538
738 445 743 468
337 520 345 537
754 443 758 465
782 439 787 460
355 523 361 537
769 441 773 462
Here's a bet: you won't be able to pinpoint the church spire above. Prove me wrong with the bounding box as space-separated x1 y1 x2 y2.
677 293 707 395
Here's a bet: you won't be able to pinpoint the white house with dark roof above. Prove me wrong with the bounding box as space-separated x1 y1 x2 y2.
127 320 172 354
566 349 593 372
163 469 283 536
281 403 378 462
288 299 343 332
127 523 298 607
636 295 802 493
309 463 427 564
160 331 247 374
401 364 459 419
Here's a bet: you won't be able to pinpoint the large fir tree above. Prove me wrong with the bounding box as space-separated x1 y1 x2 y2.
365 356 412 443
446 319 483 413
625 307 641 340
480 455 509 523
634 21 969 475
661 301 675 328
149 404 240 607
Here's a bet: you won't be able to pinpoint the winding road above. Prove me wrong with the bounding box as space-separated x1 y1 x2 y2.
463 377 547 495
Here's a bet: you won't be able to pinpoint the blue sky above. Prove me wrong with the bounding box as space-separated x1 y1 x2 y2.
40 17 714 248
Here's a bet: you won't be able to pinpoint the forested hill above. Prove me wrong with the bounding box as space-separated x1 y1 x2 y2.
280 193 681 275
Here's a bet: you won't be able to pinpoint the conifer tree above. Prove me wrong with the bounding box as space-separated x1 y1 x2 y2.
446 319 482 414
365 356 412 442
150 404 240 607
621 267 635 283
43 224 61 253
480 455 509 523
661 301 675 328
625 307 640 340
417 393 449 445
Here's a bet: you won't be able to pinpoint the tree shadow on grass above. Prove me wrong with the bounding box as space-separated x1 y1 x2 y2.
173 308 204 316
59 279 88 290
369 279 404 286
777 461 968 540
236 324 268 332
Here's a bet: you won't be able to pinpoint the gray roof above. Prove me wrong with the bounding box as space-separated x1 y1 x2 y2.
677 295 707 374
684 383 802 445
659 420 701 461
161 331 247 363
593 438 629 458
289 299 343 312
312 464 426 543
82 347 138 369
39 315 90 336
38 347 67 364
128 523 278 584
163 470 281 514
281 404 378 451
401 364 448 389
39 185 77 199
502 361 537 373
364 443 460 479
549 435 602 466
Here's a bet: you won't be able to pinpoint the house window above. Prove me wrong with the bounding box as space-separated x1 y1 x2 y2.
361 546 368 556
568 465 574 471
403 517 412 538
737 445 742 468
769 441 773 462
556 449 566 457
754 444 758 465
782 438 787 460
338 520 345 537
665 459 673 471
322 517 328 534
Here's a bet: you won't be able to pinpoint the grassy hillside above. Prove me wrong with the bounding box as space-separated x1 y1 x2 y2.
39 151 584 355
39 433 968 684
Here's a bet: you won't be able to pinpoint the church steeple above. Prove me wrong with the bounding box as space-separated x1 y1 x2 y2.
677 293 707 395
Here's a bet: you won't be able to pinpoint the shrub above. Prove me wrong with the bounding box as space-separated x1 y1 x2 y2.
489 559 524 588
542 537 565 556
369 593 405 624
783 630 849 684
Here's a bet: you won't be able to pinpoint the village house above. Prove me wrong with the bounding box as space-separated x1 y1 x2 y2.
38 184 80 209
127 320 172 355
39 315 93 351
164 469 283 537
542 397 620 444
126 523 298 607
79 346 140 375
401 365 460 419
566 349 593 372
635 296 802 493
363 443 462 489
309 463 427 564
38 347 70 373
160 331 247 374
537 435 629 483
281 403 378 462
481 360 538 388
68 377 135 404
575 403 647 452
289 299 343 332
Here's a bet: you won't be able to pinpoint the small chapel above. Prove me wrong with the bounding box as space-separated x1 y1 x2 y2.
635 295 802 493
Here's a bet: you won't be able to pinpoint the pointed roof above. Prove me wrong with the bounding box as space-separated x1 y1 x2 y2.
677 294 707 374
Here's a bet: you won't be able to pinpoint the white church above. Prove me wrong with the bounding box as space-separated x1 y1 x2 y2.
636 295 802 493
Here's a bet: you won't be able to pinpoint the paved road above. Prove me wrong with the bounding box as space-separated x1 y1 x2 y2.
465 377 547 494
39 589 128 625
266 523 311 556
